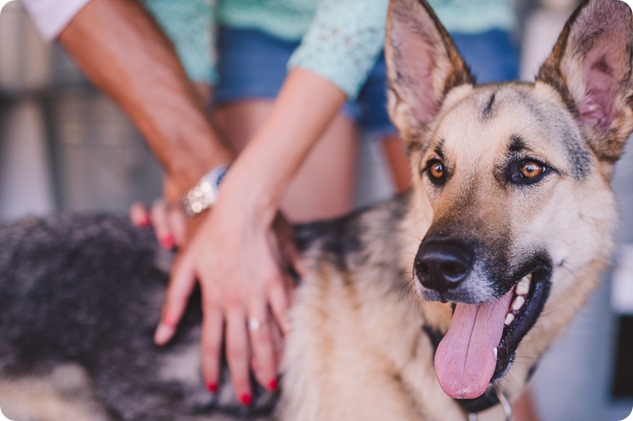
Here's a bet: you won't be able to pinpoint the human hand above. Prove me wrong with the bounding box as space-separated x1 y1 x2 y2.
153 196 297 404
129 177 187 249
129 199 187 249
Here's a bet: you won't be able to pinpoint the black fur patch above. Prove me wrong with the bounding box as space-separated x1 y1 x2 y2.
295 214 363 271
525 359 541 384
482 92 496 119
0 214 279 419
508 135 526 153
421 325 444 355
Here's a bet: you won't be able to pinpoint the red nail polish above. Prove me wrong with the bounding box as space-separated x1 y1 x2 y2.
164 313 177 327
162 235 175 249
240 393 253 406
207 383 217 394
269 379 278 391
139 215 151 228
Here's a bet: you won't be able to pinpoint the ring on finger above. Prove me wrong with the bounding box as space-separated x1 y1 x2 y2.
247 317 263 332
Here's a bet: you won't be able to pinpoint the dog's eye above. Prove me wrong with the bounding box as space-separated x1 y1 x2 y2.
509 159 548 185
520 161 544 179
425 159 446 184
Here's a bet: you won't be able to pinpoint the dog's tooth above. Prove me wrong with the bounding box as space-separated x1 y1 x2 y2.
511 295 526 311
504 313 515 326
493 347 498 361
516 276 531 296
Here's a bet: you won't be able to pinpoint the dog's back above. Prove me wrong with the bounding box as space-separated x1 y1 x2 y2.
0 215 192 420
0 214 285 420
0 200 454 421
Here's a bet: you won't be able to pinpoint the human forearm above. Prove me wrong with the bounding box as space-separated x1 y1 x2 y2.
217 68 346 223
58 0 231 198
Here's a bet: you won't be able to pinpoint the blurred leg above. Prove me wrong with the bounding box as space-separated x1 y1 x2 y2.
380 133 412 194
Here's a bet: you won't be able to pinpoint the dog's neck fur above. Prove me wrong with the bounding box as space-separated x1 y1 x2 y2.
285 197 465 419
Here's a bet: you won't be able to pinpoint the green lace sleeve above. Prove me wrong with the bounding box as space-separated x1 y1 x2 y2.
288 0 389 99
142 0 217 84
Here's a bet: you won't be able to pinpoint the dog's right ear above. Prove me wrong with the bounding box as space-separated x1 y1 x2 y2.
385 0 474 149
537 0 633 164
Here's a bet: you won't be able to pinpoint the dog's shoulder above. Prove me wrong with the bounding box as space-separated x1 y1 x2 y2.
295 194 411 270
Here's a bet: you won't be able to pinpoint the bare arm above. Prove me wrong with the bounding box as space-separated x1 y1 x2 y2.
58 0 232 198
161 67 347 400
220 68 347 224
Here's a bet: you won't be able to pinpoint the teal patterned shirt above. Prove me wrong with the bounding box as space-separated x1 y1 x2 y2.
142 0 514 98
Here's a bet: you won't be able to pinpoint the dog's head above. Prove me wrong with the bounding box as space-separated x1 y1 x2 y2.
386 0 633 408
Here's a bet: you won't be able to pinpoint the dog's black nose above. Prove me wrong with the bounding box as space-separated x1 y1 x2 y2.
414 240 473 292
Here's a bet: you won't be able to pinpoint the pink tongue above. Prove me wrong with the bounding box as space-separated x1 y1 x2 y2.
434 290 513 399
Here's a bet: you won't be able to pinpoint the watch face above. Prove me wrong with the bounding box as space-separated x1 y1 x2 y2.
182 166 228 216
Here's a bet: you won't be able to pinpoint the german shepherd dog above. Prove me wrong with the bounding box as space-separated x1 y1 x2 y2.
1 0 632 419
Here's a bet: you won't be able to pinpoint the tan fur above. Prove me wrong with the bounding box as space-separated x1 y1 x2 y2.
281 250 463 420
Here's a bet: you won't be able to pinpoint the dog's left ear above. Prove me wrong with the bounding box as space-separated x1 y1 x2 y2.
537 0 633 163
385 0 474 150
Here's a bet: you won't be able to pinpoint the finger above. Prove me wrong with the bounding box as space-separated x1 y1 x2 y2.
225 308 252 405
248 301 278 391
167 206 187 246
269 314 285 369
129 201 150 227
151 199 175 249
287 242 306 281
162 175 181 205
200 305 223 394
154 256 196 345
268 276 290 337
273 213 302 275
264 231 292 336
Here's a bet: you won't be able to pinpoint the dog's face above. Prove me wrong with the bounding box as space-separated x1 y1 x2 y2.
386 0 633 409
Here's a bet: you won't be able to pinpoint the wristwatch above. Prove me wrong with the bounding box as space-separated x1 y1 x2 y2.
181 165 228 217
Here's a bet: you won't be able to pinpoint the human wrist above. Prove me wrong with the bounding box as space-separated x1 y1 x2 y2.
215 162 279 227
159 111 232 196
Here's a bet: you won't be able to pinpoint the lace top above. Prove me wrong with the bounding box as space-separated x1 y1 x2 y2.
23 0 515 97
142 0 387 98
142 0 217 84
141 0 516 97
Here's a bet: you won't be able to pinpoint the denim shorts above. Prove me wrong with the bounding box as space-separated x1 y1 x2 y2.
214 27 519 135
214 27 395 135
452 29 519 84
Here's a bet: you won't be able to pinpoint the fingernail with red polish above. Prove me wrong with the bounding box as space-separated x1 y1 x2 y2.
163 312 178 328
161 235 175 249
207 383 217 394
139 215 151 228
269 379 278 391
240 393 253 406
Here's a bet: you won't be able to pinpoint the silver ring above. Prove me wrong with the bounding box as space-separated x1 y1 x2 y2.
247 318 262 332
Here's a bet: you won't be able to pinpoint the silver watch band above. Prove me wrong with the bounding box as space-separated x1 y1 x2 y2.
181 165 228 217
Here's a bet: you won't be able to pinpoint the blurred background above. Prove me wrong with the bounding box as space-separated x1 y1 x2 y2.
0 0 631 420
